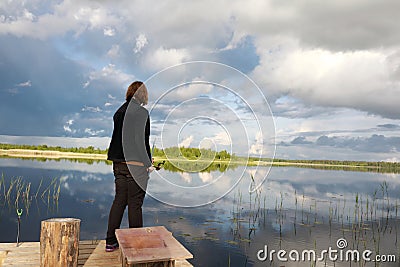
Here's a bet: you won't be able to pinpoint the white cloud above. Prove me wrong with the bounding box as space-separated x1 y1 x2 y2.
169 82 213 101
114 0 232 50
0 4 76 38
84 128 105 136
252 43 400 119
144 47 189 71
88 64 133 86
179 172 192 183
81 174 102 182
103 26 115 36
211 131 231 146
133 33 148 54
83 81 90 88
249 131 264 155
17 80 32 87
22 9 36 21
0 0 120 39
81 106 102 113
63 119 75 133
107 44 120 58
73 4 119 31
385 157 399 163
198 138 214 150
249 132 267 156
198 172 213 183
63 125 72 132
179 135 193 148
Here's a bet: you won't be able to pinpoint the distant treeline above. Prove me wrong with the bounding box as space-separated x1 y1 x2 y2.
1 143 399 172
0 155 111 165
279 164 400 174
160 160 239 173
152 146 235 161
271 158 400 170
0 143 107 154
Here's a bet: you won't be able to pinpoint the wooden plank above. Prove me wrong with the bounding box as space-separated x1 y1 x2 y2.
1 250 8 266
1 242 40 267
79 240 100 246
83 240 120 267
0 240 192 267
0 240 96 267
83 240 192 267
77 241 99 266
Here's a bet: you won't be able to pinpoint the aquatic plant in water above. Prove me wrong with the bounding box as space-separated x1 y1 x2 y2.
0 174 61 215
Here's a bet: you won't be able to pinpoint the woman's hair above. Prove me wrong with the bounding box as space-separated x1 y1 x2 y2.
126 81 148 105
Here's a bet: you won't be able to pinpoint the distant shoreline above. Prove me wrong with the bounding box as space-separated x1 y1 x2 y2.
1 148 398 172
0 149 107 160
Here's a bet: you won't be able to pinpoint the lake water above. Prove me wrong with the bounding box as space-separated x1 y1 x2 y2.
1 157 399 266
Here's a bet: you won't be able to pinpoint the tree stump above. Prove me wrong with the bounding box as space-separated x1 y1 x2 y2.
40 218 81 267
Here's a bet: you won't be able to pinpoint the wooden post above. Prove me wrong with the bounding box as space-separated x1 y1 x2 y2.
40 218 81 267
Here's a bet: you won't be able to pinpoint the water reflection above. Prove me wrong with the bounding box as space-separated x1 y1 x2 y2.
161 160 237 173
0 158 399 266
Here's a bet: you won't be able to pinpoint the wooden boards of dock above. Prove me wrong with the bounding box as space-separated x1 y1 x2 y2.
0 240 98 266
1 218 193 267
0 240 192 267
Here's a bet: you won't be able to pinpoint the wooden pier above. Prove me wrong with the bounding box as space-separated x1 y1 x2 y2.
0 240 193 267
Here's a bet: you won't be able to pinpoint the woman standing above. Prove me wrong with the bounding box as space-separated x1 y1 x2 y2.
105 81 152 252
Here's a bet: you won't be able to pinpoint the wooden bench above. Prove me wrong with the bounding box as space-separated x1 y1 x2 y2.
115 226 193 267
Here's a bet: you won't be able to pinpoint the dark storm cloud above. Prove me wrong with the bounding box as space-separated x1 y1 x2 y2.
0 36 114 137
240 0 400 51
291 136 312 145
377 124 400 129
281 134 400 154
293 0 400 51
271 96 338 119
316 134 400 153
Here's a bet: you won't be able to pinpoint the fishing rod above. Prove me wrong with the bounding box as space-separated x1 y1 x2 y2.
151 138 165 171
154 160 165 171
16 208 23 247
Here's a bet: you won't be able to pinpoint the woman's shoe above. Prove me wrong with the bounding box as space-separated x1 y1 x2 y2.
105 242 119 252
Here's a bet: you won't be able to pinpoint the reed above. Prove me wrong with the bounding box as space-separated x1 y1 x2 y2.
0 174 61 214
227 178 398 266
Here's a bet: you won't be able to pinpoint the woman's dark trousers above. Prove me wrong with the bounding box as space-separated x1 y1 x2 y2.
106 163 148 245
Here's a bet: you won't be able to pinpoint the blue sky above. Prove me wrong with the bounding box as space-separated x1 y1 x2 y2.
0 0 399 162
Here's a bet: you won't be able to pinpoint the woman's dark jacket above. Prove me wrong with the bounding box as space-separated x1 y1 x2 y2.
107 99 152 168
